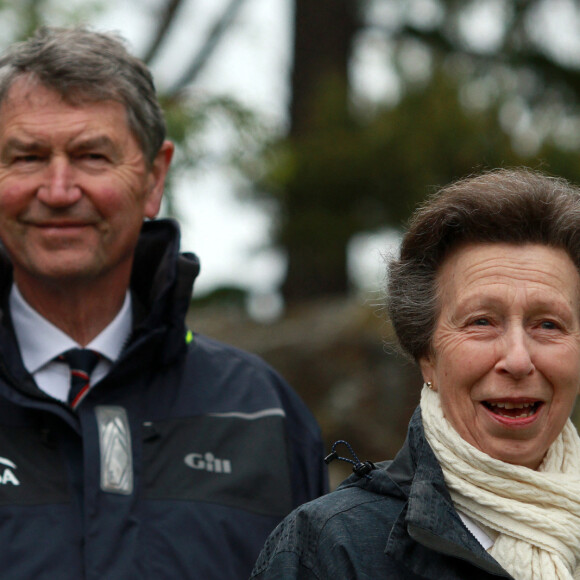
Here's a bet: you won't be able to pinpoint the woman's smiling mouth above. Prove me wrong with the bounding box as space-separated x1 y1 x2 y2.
482 400 543 420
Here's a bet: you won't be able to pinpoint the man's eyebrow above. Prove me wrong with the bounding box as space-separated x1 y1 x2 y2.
73 135 116 150
0 135 123 159
2 137 46 152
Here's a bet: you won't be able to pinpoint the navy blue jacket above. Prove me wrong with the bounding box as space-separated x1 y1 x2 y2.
0 219 327 579
251 407 513 579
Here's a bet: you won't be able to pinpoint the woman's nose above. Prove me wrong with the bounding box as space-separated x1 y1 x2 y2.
495 326 535 379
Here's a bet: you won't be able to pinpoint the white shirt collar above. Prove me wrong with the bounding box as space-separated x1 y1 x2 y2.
10 284 133 373
458 511 494 550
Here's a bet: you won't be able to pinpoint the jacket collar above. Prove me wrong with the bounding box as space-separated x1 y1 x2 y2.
0 219 201 406
124 219 200 365
383 408 512 578
130 219 200 325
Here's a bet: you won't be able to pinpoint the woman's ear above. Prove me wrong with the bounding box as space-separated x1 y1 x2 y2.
419 354 435 388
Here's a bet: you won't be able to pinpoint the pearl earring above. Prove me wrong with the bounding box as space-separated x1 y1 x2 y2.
424 381 434 391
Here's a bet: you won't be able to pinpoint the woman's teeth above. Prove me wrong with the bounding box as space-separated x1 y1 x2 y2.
485 401 538 418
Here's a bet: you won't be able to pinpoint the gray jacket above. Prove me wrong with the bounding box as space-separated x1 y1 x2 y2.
251 407 513 579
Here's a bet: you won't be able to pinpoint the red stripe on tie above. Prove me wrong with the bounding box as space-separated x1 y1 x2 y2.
70 384 91 409
57 349 101 409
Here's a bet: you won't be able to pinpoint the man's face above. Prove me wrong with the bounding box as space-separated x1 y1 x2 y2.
0 79 173 292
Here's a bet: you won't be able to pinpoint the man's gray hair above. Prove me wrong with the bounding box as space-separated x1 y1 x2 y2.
0 26 166 166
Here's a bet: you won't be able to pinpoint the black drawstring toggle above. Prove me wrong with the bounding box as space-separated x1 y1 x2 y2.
324 440 375 479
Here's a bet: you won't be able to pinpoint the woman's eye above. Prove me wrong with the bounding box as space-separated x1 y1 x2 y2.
472 318 490 326
540 320 558 330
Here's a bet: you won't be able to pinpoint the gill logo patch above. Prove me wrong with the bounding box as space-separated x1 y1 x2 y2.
184 452 232 474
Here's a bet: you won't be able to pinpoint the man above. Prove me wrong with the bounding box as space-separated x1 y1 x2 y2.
0 26 327 579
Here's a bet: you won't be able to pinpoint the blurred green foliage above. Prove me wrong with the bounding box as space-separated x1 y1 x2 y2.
256 66 526 299
257 0 580 301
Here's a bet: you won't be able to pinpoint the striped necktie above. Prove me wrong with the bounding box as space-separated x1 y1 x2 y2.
58 348 101 409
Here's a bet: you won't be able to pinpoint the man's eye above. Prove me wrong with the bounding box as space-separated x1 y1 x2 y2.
82 153 106 161
540 320 558 330
472 318 490 326
15 154 42 163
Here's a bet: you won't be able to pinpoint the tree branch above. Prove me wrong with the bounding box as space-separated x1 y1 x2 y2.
141 0 186 65
168 0 249 95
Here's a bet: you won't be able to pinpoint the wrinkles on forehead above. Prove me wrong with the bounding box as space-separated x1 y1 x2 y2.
435 243 580 319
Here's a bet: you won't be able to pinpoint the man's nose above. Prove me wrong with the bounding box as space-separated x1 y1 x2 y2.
36 157 81 206
494 326 535 379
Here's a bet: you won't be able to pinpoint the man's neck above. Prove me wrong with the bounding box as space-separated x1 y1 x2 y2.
14 274 130 347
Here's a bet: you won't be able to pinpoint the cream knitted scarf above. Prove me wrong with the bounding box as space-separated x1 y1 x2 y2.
421 385 580 580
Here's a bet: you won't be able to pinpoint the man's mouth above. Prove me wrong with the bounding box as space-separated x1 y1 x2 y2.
36 221 91 228
482 401 542 419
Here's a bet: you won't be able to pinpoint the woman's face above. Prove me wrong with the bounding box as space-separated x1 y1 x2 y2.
420 243 580 469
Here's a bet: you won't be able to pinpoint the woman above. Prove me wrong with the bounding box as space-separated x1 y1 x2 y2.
251 168 580 580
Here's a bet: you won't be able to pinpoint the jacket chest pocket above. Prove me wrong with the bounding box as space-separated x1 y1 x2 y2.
142 412 293 516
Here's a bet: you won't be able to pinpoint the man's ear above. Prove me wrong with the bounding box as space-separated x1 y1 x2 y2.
144 140 175 219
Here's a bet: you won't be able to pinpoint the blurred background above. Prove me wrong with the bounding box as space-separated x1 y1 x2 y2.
5 0 580 486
